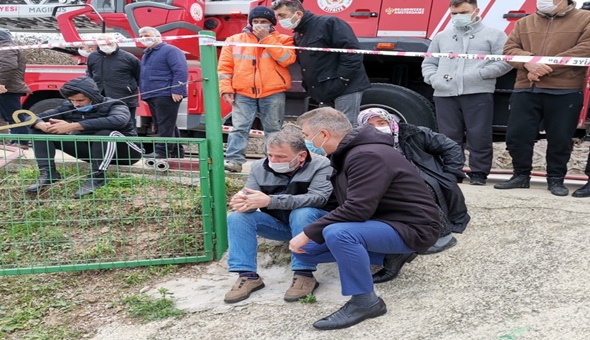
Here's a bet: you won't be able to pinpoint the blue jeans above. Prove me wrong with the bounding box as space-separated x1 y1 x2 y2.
227 207 328 272
225 92 285 164
294 221 414 296
319 91 363 127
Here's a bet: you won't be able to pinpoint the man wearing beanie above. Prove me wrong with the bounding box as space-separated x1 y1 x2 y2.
0 29 32 148
218 6 296 173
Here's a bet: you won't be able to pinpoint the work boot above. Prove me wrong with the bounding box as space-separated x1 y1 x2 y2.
73 171 107 199
493 175 531 189
284 274 319 302
572 181 590 198
224 160 242 172
468 172 487 186
26 169 62 193
547 177 568 196
224 275 265 304
372 253 417 284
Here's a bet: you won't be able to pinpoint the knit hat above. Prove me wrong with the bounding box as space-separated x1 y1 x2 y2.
249 6 277 26
0 29 13 41
358 108 400 146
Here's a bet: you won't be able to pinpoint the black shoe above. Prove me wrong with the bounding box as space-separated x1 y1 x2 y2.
313 298 387 330
494 175 531 189
468 172 487 185
572 181 590 198
143 152 166 159
73 172 106 199
420 235 458 255
547 177 568 196
372 253 417 284
26 169 62 193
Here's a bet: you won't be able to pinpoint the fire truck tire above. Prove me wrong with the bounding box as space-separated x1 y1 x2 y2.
361 83 436 129
28 98 66 115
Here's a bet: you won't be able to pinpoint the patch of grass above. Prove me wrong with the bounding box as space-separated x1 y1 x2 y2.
23 325 83 340
82 239 116 259
119 265 179 287
122 288 184 321
299 294 317 304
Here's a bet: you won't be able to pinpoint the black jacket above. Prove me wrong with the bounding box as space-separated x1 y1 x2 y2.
32 76 136 136
304 125 440 252
398 124 470 233
293 11 371 103
86 48 141 107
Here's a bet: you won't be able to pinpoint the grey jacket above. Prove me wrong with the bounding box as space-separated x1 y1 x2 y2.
422 19 512 97
0 31 31 94
245 154 333 223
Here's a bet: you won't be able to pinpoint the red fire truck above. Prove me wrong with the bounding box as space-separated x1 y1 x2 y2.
5 0 590 139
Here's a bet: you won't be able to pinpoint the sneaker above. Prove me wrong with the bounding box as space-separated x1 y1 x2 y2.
284 274 319 302
224 276 265 304
468 172 487 185
224 160 242 172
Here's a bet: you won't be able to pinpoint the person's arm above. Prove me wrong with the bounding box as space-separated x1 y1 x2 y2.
217 37 235 97
30 102 69 130
419 126 466 177
330 18 364 81
260 34 297 68
551 20 590 70
479 31 513 79
167 47 189 96
266 159 333 210
77 103 130 131
504 20 535 70
0 50 19 86
130 53 141 84
421 35 441 85
303 147 396 244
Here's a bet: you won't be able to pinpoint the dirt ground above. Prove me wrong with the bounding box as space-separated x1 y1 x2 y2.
87 141 590 340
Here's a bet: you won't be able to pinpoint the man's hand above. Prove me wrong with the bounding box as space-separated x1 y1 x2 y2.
524 62 553 80
229 190 248 211
229 188 271 213
46 119 80 134
33 121 51 133
222 93 234 105
0 85 7 94
252 25 270 40
289 232 311 254
172 94 183 102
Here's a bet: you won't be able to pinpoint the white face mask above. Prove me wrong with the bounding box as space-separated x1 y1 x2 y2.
537 0 563 14
252 23 271 30
78 48 91 57
279 13 300 30
142 37 160 48
374 126 392 134
99 45 117 54
451 12 475 27
268 154 301 173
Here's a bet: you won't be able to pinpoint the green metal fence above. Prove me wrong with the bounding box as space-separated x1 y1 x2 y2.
0 135 224 275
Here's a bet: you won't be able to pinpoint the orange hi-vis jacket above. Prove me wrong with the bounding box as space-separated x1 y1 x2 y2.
218 29 296 99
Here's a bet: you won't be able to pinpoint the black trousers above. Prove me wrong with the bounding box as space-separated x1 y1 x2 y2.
0 92 28 145
31 129 142 172
434 93 493 175
145 96 184 157
584 147 590 177
506 92 582 178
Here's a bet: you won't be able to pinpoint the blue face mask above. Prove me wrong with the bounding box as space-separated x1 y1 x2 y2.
305 131 327 155
76 104 94 112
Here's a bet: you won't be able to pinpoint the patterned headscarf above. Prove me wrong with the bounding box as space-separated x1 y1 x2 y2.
357 108 400 146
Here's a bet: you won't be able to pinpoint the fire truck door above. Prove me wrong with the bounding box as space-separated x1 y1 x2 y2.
377 0 434 39
303 0 381 37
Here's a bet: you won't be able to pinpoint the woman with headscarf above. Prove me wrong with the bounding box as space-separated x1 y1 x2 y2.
358 108 470 253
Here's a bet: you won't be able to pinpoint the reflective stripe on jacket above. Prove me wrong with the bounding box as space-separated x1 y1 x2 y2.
218 30 296 98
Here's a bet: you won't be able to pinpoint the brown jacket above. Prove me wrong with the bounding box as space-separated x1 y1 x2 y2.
504 5 590 89
0 40 31 94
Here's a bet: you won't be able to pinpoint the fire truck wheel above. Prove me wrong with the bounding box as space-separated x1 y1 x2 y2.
361 83 437 130
28 98 66 115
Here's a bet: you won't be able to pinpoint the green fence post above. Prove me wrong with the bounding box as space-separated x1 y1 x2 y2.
199 31 228 259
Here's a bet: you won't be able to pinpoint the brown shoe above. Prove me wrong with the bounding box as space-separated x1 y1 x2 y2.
284 274 319 302
224 276 265 304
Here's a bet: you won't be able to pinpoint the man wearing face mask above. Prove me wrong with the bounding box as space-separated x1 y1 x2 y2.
27 76 142 198
422 0 512 186
138 26 188 159
496 0 590 197
218 6 296 173
77 44 97 65
87 34 141 128
271 0 371 127
224 126 332 304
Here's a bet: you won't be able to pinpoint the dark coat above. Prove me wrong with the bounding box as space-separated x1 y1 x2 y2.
0 34 31 94
32 76 136 136
398 124 470 233
293 11 371 103
303 125 441 253
86 47 141 107
139 42 188 100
